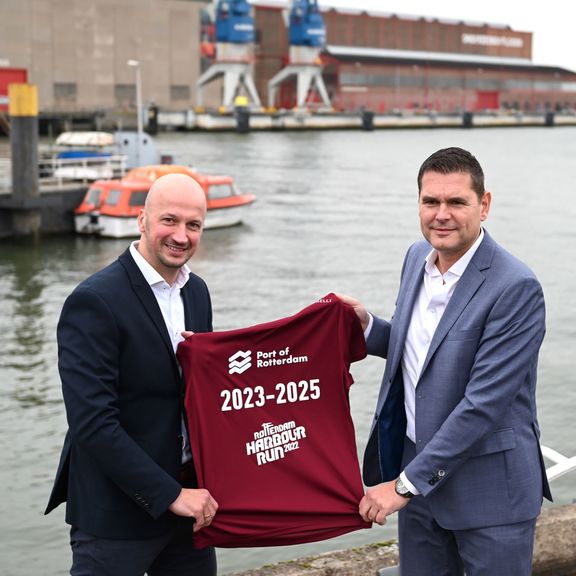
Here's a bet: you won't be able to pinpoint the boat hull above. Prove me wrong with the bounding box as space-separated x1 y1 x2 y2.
76 204 249 238
74 212 103 235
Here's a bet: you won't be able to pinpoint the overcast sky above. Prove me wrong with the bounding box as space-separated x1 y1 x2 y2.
318 0 576 72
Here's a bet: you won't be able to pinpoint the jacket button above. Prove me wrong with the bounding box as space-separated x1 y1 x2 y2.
438 469 445 477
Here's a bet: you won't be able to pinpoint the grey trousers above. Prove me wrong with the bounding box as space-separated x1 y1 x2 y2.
398 438 536 576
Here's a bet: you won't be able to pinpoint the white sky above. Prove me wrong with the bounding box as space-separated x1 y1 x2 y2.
318 0 576 72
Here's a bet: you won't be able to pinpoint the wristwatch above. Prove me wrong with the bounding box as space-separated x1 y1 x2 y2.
394 477 414 499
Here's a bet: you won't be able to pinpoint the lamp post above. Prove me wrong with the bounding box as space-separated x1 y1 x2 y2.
127 59 143 166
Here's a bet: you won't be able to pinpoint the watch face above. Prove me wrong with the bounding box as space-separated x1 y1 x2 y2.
395 478 412 497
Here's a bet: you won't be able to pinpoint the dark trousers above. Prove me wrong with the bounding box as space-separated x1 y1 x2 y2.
398 438 536 576
70 524 216 576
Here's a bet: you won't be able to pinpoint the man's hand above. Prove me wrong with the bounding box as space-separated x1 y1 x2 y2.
181 331 194 339
333 293 370 332
359 481 410 525
169 488 219 532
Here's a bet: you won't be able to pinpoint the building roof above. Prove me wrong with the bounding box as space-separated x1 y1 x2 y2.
250 1 515 30
325 45 574 74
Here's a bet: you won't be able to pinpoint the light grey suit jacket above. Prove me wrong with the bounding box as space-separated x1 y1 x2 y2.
363 230 552 530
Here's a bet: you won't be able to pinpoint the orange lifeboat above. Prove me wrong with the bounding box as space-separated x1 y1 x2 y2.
74 164 256 237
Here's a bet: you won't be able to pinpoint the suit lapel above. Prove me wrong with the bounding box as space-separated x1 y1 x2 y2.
419 232 494 376
118 250 177 363
388 247 427 379
182 286 196 332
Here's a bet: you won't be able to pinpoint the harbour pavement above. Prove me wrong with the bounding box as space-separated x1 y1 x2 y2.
227 504 576 576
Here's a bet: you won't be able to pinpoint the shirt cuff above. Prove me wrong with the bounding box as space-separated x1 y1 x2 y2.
364 313 374 340
400 471 420 496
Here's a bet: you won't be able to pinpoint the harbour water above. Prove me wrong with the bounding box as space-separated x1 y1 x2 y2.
0 127 575 575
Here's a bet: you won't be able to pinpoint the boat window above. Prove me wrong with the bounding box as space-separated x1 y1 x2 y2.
208 184 234 199
104 189 122 206
129 191 149 207
86 187 102 205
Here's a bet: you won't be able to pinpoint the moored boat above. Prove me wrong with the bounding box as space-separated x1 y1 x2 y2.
42 131 158 182
74 164 256 237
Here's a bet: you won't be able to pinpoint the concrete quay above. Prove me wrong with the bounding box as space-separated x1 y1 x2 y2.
0 183 86 239
227 504 576 576
158 109 576 133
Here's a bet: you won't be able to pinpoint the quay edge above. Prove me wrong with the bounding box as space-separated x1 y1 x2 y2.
226 504 576 576
156 110 576 132
0 185 87 239
29 108 576 134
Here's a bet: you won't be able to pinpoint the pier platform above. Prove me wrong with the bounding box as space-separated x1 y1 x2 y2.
0 182 86 238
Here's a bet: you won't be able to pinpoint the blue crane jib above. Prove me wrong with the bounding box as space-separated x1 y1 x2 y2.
215 0 255 44
289 0 326 48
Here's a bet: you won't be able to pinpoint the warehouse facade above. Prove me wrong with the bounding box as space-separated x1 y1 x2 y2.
252 3 576 112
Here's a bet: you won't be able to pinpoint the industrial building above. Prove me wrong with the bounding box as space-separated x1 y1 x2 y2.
1 0 575 129
251 2 576 112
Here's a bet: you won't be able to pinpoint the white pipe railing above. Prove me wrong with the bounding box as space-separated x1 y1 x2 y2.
39 154 128 185
0 154 128 192
541 444 576 482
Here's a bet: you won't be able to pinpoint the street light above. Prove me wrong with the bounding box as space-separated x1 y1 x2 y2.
127 59 143 166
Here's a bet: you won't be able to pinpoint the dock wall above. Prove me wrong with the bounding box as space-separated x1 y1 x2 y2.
0 185 86 239
157 110 576 132
227 504 576 576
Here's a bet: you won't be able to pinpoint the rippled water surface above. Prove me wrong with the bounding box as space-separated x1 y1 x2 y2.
0 127 575 575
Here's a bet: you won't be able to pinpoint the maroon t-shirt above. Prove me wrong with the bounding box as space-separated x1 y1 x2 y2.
177 293 370 548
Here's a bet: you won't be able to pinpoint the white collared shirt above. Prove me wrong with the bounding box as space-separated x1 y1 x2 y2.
398 229 484 494
129 242 193 463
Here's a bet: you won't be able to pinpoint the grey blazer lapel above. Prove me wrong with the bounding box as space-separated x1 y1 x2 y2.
387 245 428 379
372 247 426 420
388 271 423 379
420 233 493 376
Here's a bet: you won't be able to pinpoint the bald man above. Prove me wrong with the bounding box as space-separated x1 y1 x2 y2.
46 174 218 576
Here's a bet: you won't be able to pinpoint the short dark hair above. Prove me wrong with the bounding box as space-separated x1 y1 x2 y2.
417 147 485 200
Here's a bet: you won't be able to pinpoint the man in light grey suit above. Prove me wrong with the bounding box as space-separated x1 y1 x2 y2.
340 147 552 576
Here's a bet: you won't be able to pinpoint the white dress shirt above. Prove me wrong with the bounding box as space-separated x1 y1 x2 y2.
129 242 193 463
365 230 485 494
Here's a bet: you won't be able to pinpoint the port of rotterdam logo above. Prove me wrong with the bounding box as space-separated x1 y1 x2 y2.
228 350 252 375
228 347 309 375
246 420 307 465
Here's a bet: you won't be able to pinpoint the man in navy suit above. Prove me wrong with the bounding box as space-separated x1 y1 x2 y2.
340 147 551 575
45 174 218 575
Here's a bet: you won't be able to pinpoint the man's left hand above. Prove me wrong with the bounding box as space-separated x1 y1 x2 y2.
359 481 411 525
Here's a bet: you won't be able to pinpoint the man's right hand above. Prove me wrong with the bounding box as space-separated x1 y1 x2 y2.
334 293 370 332
169 488 219 532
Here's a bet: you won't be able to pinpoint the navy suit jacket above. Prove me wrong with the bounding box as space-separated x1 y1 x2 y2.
45 249 213 539
363 231 552 530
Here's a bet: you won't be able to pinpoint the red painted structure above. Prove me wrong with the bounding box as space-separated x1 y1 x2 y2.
0 68 28 111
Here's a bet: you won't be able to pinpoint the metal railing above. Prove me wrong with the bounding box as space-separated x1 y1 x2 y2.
541 445 576 482
0 154 128 193
0 158 10 192
38 154 128 187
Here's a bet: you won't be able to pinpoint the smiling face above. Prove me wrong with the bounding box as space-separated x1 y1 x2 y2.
419 170 491 273
137 174 207 284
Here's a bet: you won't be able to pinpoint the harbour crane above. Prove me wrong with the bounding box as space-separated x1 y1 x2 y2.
268 0 331 109
196 0 261 110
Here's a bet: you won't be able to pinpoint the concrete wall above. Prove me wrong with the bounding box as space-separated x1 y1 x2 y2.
0 186 86 238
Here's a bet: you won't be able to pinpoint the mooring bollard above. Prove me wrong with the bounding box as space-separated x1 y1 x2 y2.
8 83 41 236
